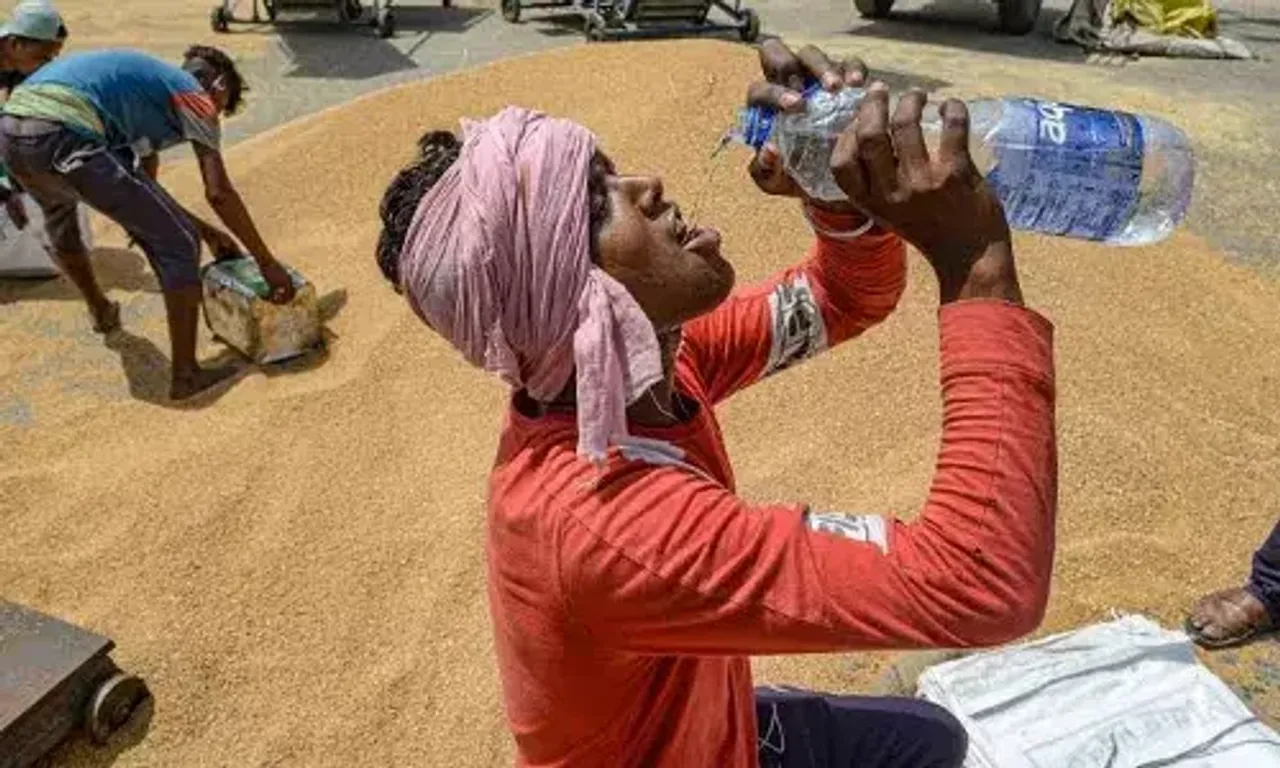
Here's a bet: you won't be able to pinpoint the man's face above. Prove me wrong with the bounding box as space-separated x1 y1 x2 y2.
4 37 58 75
594 165 735 333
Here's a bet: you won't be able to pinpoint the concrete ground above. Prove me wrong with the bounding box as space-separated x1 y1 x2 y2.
211 0 1280 268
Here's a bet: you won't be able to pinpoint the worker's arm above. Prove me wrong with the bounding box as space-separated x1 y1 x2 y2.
565 299 1055 654
570 82 1054 654
192 143 294 302
140 149 236 256
140 151 159 182
173 87 294 302
681 213 906 404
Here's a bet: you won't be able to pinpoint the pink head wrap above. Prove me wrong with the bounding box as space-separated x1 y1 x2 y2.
398 106 663 464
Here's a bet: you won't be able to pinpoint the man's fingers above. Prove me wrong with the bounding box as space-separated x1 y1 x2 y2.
746 80 805 113
854 82 898 200
841 56 869 87
747 143 779 188
758 38 807 91
795 45 843 91
890 89 930 189
830 124 868 202
749 143 801 197
938 98 973 174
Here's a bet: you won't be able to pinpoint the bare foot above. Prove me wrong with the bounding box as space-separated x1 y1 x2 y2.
1185 587 1274 649
169 365 239 402
92 301 121 334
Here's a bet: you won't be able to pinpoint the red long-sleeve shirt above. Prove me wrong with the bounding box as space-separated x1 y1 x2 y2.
486 220 1057 767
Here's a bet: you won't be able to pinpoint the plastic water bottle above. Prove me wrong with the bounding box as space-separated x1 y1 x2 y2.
722 87 1195 246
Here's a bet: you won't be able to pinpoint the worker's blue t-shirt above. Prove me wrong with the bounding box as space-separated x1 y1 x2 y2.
3 49 222 154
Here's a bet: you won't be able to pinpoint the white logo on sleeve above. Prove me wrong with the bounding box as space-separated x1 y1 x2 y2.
805 511 889 554
764 274 828 378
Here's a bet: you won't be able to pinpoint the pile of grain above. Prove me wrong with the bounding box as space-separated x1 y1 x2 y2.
55 0 272 60
1 40 1278 766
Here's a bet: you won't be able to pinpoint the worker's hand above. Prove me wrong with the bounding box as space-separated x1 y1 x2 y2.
5 194 28 230
746 40 864 215
201 227 241 261
830 85 1022 305
257 258 296 305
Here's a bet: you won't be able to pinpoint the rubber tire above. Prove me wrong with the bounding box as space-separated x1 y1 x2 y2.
211 4 230 32
738 8 760 42
854 0 894 18
501 0 521 22
376 8 396 36
584 16 607 41
86 673 149 745
340 0 363 23
442 0 452 7
997 0 1041 34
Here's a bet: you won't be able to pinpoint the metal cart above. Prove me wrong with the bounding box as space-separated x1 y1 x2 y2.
211 0 443 39
854 0 1040 34
1 601 150 768
501 0 760 43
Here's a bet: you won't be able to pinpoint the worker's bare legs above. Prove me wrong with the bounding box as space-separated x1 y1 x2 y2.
164 284 236 401
48 142 238 401
53 247 120 333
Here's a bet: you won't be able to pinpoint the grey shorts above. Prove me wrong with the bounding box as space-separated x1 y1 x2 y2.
0 116 200 291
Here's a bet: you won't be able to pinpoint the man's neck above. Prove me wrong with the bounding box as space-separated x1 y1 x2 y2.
539 327 685 427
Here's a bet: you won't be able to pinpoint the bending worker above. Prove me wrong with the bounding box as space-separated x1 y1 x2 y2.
0 45 295 400
376 40 1057 767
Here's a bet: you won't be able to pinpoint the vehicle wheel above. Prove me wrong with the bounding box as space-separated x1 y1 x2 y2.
738 8 760 42
584 16 607 41
853 0 894 18
211 4 231 32
442 0 452 7
340 0 363 23
501 0 521 21
997 0 1040 34
376 8 396 36
263 0 278 20
86 673 149 745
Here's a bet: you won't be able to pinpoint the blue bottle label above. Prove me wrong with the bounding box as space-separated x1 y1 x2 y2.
739 79 823 150
987 100 1145 242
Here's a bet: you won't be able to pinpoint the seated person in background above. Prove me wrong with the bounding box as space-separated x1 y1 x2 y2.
0 45 295 400
375 40 1057 768
1186 519 1280 648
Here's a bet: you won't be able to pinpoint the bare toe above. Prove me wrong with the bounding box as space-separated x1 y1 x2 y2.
1186 587 1272 648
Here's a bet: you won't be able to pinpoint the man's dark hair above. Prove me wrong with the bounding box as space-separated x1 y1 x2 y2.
182 44 246 116
375 131 614 287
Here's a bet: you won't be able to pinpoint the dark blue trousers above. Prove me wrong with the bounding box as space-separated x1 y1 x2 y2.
1247 519 1280 623
755 686 968 768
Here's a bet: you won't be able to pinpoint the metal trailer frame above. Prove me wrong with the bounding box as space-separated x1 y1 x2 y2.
500 0 760 43
210 0 443 38
1 601 150 768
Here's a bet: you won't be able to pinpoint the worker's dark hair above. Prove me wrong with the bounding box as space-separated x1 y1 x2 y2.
182 44 246 116
56 24 67 40
376 130 614 287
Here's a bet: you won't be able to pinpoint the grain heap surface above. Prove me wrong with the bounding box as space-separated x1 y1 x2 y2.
1 40 1278 766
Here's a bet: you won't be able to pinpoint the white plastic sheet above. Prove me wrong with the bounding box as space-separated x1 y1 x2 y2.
0 195 92 278
917 614 1280 768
